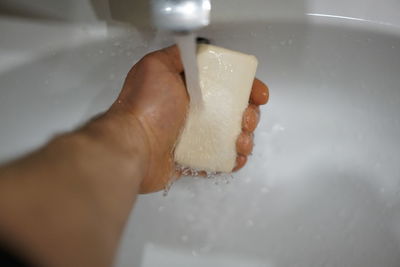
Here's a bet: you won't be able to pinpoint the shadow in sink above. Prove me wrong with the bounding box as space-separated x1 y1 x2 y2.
0 0 99 22
89 0 151 28
0 1 64 22
89 0 156 41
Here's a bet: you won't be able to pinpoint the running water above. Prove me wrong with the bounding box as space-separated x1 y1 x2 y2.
174 32 203 108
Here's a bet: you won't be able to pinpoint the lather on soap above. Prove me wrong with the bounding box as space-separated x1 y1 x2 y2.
174 44 258 173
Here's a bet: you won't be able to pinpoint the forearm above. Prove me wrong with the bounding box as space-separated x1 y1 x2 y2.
0 112 148 267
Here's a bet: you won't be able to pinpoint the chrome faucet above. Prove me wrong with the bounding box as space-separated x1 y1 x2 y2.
151 0 211 32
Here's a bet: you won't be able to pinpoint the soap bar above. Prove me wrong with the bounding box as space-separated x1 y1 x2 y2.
174 44 258 173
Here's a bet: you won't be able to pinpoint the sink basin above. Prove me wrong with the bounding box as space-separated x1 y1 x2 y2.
1 0 400 266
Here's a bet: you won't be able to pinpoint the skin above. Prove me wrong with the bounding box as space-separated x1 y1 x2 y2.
0 45 269 267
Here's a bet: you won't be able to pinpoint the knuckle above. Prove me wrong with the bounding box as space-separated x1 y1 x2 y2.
139 51 163 67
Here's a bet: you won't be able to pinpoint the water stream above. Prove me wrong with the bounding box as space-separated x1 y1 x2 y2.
174 32 203 108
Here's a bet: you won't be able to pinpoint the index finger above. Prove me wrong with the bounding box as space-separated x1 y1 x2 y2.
161 45 184 73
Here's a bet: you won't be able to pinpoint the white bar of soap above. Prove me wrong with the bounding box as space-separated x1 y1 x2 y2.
174 44 258 173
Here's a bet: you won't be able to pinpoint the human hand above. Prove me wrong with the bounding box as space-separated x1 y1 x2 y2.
108 46 269 194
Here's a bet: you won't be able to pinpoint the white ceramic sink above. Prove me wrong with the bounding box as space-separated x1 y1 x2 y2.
1 1 400 266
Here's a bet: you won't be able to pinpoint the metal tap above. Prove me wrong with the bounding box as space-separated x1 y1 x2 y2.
151 0 211 32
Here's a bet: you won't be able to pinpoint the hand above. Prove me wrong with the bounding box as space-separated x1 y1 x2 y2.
108 46 269 194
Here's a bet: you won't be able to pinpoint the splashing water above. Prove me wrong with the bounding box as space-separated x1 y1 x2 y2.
165 164 234 191
163 182 173 197
163 169 181 197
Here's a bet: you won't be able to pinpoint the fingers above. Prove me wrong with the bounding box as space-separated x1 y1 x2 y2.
234 79 268 172
250 79 269 105
233 155 247 172
236 132 254 156
242 104 260 133
232 132 254 172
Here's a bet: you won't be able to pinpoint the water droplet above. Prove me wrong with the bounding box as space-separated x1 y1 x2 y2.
272 124 285 132
181 235 188 242
98 49 104 54
288 39 293 45
246 219 254 227
261 186 270 194
186 213 195 222
44 80 49 85
200 245 211 252
191 250 197 257
109 74 116 80
110 52 116 57
244 177 252 183
163 179 174 197
113 41 121 47
206 171 217 179
158 206 165 212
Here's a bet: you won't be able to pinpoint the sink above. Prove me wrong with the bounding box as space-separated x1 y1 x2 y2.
1 0 400 266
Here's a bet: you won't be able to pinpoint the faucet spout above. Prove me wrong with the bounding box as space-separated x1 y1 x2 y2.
151 0 211 32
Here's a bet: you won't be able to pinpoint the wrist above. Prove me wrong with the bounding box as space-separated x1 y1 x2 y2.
60 110 152 231
58 109 153 202
82 110 151 178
